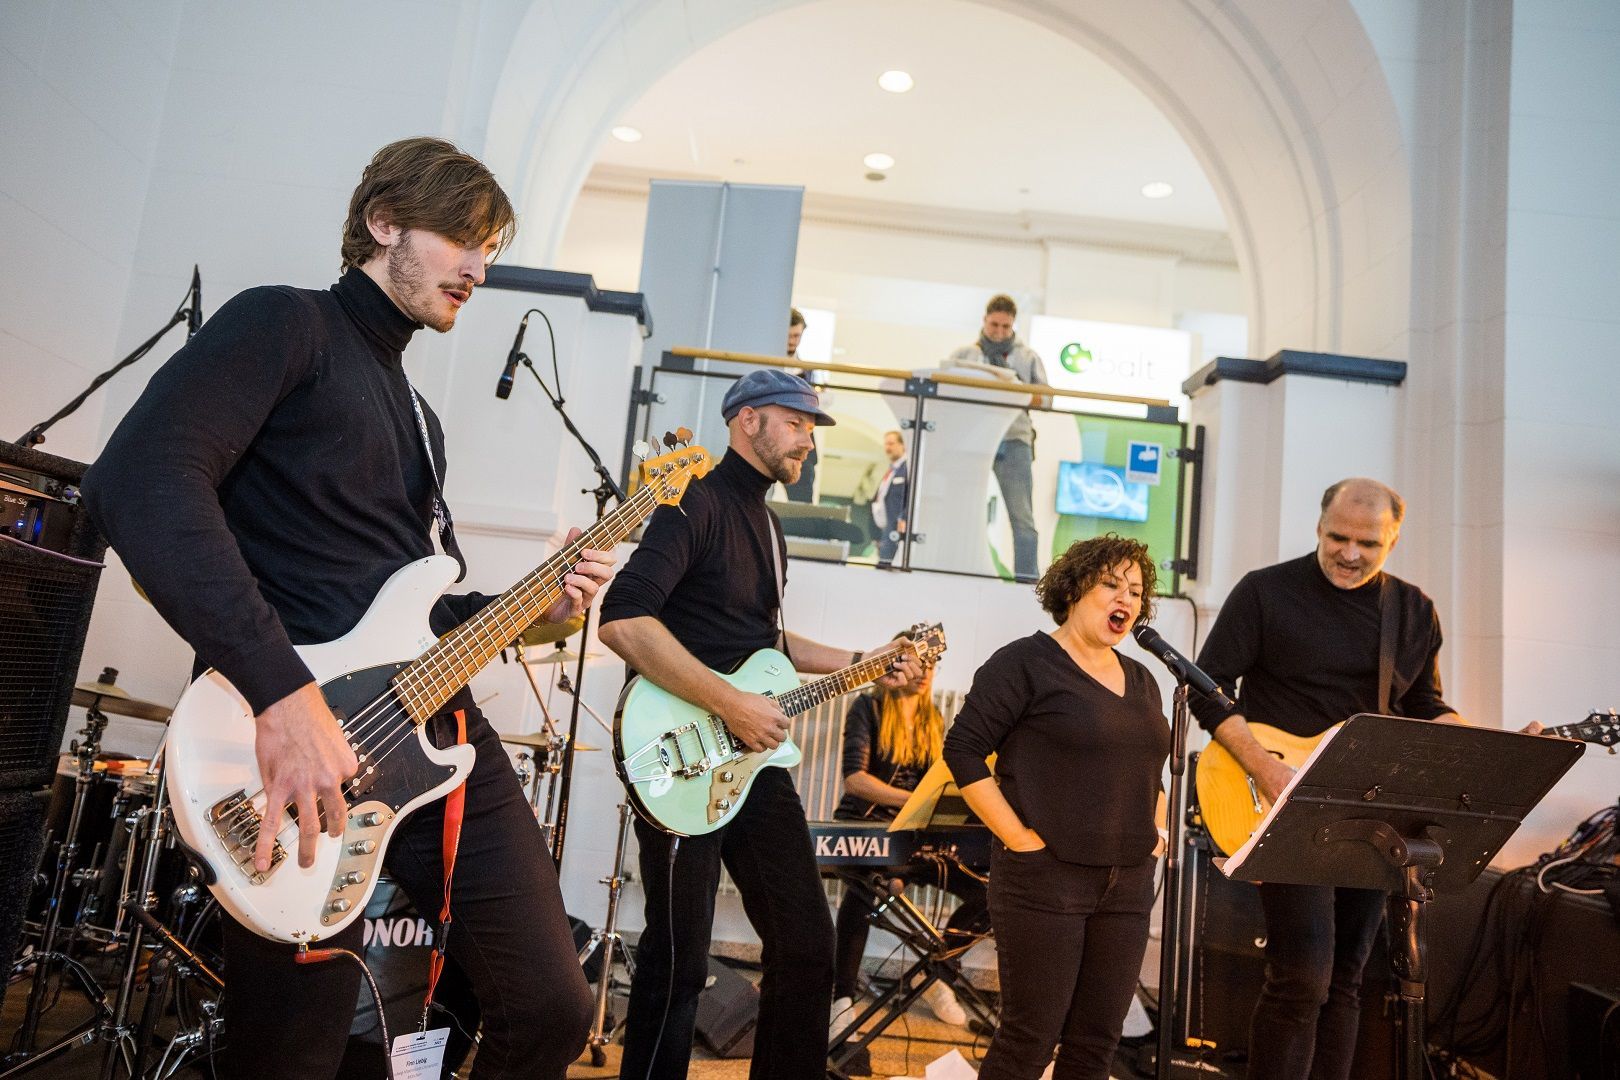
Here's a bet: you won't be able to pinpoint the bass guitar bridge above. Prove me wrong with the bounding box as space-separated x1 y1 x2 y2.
206 789 287 885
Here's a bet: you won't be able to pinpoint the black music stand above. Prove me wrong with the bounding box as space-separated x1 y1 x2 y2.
1220 713 1583 1080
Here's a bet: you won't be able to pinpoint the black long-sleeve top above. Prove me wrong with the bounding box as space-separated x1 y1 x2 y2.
83 269 490 714
598 449 787 674
834 694 932 821
941 633 1170 866
1190 553 1452 737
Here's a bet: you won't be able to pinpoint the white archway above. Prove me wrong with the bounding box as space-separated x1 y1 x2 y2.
481 0 1410 360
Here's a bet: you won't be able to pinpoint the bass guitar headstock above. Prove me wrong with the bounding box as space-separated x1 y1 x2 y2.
634 428 711 506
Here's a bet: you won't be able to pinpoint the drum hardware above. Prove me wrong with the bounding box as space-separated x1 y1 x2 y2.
3 670 224 1080
8 689 121 1067
504 639 606 849
575 802 638 1068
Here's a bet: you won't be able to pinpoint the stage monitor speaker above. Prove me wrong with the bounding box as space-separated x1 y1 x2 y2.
1184 838 1267 1061
695 956 759 1059
0 442 106 791
0 788 50 1015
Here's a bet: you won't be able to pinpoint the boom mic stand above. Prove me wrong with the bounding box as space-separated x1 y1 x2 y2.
502 309 625 871
15 267 202 449
1154 664 1194 1079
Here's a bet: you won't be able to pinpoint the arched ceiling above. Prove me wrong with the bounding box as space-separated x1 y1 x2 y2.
591 0 1227 232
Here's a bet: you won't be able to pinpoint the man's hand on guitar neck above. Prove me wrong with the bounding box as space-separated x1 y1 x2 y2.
538 526 616 625
253 683 359 873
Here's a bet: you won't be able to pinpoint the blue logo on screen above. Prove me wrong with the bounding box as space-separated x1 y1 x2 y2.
1056 462 1150 522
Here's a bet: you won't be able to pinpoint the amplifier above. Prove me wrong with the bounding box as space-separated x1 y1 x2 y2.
0 788 49 1016
0 441 106 790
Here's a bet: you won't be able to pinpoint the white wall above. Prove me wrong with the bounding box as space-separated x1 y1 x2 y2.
1491 0 1620 865
1 2 182 462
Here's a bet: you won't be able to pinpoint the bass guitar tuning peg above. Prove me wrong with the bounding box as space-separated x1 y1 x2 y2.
673 426 694 447
632 440 651 460
661 431 679 450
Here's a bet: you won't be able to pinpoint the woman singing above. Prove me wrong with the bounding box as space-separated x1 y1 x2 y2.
830 639 988 1032
941 534 1169 1079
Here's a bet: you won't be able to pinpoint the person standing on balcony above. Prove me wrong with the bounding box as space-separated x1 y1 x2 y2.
944 294 1051 582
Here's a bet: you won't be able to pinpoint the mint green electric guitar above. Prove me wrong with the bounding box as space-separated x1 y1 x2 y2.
613 623 946 836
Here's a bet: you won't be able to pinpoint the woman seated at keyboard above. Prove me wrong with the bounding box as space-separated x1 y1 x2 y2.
830 632 988 1034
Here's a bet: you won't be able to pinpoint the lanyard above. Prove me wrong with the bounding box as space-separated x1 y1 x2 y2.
404 382 468 582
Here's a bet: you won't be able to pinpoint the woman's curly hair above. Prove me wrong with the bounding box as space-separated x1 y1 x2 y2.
1034 533 1157 626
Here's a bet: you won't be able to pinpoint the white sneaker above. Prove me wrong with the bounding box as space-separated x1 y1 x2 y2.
829 995 855 1040
921 980 968 1026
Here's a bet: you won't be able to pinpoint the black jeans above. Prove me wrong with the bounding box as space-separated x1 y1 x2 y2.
833 858 988 1000
979 846 1155 1080
1247 882 1385 1080
219 704 593 1079
621 767 835 1080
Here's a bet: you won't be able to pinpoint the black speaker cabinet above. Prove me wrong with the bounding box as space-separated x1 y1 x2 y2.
1184 838 1268 1060
0 788 50 1014
0 442 106 790
695 956 759 1058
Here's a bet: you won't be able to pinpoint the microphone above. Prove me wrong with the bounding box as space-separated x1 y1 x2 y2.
186 265 203 338
1132 625 1236 714
495 312 529 399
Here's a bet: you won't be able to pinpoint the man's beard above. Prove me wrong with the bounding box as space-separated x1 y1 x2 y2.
749 429 803 484
385 232 463 332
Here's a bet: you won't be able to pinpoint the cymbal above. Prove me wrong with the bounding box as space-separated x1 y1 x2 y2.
498 731 601 752
71 681 171 722
521 646 601 666
514 614 587 649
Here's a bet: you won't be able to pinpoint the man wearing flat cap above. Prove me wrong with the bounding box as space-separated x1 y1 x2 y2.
600 369 921 1080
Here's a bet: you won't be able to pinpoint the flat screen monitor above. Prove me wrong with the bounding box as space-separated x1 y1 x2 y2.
1056 461 1150 522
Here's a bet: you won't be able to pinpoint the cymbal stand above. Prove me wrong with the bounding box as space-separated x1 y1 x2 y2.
512 639 568 846
100 750 179 1080
575 802 637 1068
6 703 117 1069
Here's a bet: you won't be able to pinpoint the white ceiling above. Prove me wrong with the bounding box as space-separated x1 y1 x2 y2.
594 0 1229 233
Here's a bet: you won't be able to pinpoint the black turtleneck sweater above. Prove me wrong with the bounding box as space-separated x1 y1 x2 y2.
84 270 489 715
598 449 787 675
1190 553 1452 737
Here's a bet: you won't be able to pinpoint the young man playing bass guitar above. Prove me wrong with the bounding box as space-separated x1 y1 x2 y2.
85 138 612 1079
598 369 921 1080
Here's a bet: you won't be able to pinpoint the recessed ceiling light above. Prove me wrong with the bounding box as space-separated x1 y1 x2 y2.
1141 181 1174 199
863 152 895 171
864 172 887 183
611 125 643 143
878 70 914 93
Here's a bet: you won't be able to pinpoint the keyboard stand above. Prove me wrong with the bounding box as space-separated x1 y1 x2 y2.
826 870 998 1079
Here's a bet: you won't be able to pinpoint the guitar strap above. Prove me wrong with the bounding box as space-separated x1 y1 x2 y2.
405 380 469 583
422 708 469 1030
765 511 790 661
1376 572 1398 715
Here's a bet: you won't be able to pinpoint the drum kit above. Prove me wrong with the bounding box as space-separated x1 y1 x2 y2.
6 626 637 1077
5 669 223 1080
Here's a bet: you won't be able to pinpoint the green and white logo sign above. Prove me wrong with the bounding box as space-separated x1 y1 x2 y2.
1059 342 1093 373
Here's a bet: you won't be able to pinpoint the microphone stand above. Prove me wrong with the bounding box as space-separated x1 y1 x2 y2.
1156 666 1193 1080
15 267 201 448
517 351 625 873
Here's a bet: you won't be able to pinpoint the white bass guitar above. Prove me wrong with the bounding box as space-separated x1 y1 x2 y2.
165 437 711 942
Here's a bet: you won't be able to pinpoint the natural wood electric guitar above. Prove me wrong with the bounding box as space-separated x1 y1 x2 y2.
614 623 947 836
1195 710 1620 857
164 438 710 942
